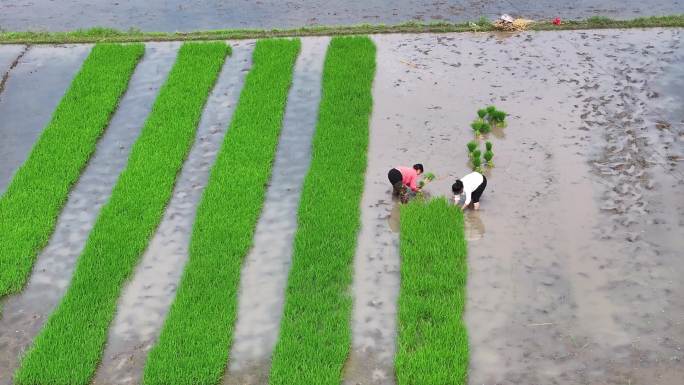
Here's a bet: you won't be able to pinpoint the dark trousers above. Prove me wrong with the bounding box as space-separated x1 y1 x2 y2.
472 175 487 203
388 168 409 203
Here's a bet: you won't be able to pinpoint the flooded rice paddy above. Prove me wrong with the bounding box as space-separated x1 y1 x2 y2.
0 29 682 384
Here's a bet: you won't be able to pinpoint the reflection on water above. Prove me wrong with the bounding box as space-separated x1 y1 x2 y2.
464 210 485 241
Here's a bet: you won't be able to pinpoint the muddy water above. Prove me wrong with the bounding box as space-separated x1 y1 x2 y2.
0 45 90 195
346 31 683 385
2 1 684 32
224 37 329 385
0 46 25 75
0 45 27 97
0 42 179 385
92 41 254 385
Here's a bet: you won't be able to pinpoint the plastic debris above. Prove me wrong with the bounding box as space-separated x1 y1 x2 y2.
553 17 562 25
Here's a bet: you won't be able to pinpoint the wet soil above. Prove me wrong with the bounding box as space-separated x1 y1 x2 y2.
224 37 329 385
1 1 683 32
0 42 179 385
92 41 254 385
0 44 90 195
345 30 683 385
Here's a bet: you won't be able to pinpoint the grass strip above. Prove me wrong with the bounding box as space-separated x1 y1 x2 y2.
13 42 229 385
0 15 682 44
269 36 376 384
142 38 300 385
0 43 143 299
396 198 469 385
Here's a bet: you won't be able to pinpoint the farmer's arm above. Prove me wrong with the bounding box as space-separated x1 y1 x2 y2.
408 175 419 191
462 189 472 210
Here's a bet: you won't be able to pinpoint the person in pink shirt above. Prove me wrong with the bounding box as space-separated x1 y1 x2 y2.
387 163 423 203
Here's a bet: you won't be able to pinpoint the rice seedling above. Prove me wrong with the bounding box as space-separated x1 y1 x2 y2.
417 172 436 189
480 121 491 134
470 120 483 136
142 38 300 385
14 42 229 385
477 105 507 127
485 141 493 152
269 36 376 385
0 44 143 301
484 150 494 167
467 140 478 154
472 149 481 160
397 198 468 385
490 109 507 124
472 154 482 172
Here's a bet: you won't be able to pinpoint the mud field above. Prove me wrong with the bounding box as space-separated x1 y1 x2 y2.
0 29 683 385
1 1 684 32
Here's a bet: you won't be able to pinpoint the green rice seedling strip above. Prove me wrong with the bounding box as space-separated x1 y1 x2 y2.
269 36 376 385
396 198 469 385
142 38 300 385
0 43 143 299
13 42 229 385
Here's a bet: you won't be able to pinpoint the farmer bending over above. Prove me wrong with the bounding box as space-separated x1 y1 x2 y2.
387 164 423 203
452 171 487 210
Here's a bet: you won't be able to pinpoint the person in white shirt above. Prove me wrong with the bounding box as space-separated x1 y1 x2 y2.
452 171 487 210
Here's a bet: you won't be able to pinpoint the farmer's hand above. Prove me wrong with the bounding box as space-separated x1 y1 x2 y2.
474 202 480 210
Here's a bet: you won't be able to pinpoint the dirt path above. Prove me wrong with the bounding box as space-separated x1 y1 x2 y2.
0 45 90 195
2 1 683 32
224 37 329 385
92 41 254 385
346 30 683 385
0 42 179 385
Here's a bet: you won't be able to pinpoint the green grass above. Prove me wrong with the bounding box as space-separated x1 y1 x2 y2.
269 36 376 385
0 43 143 300
13 42 229 385
1 15 682 44
396 198 469 385
142 38 300 385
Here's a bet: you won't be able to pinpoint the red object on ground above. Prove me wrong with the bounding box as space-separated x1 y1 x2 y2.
553 17 562 25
